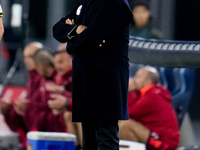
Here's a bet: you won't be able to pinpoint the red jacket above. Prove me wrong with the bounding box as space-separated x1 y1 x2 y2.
55 69 73 111
23 70 44 130
4 70 43 132
128 84 180 149
31 71 66 132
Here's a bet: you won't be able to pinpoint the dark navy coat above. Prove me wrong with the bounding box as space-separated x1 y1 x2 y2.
53 0 133 122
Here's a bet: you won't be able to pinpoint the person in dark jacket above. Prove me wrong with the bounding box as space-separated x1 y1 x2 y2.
53 0 133 149
119 67 180 150
130 0 163 39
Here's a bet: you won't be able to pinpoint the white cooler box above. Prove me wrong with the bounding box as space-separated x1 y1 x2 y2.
0 132 21 150
27 131 76 150
119 140 146 150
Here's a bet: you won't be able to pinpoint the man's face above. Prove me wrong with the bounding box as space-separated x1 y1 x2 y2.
54 53 72 76
23 52 35 71
128 78 135 92
133 5 150 28
132 69 149 91
35 65 46 77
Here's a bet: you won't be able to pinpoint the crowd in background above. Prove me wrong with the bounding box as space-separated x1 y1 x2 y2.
0 42 82 150
0 41 180 150
129 0 163 39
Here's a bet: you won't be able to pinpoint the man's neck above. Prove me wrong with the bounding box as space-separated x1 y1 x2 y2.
140 84 155 95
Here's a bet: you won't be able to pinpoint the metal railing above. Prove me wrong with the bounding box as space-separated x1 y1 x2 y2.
129 36 200 68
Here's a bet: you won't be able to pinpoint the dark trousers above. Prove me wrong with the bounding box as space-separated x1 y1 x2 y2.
82 121 119 150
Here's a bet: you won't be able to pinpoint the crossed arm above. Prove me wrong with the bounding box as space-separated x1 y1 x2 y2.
53 0 131 54
65 18 105 46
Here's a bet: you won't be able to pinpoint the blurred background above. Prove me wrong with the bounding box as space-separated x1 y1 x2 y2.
0 0 200 148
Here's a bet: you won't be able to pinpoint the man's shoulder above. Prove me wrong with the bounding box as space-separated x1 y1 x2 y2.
149 84 169 92
146 85 172 102
29 70 43 83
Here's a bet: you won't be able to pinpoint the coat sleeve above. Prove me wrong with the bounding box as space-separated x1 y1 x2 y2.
67 0 132 54
52 1 81 43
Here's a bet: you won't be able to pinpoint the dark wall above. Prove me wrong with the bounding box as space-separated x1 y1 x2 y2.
175 0 200 41
174 0 200 120
29 0 47 38
65 0 79 14
175 0 200 120
189 69 200 120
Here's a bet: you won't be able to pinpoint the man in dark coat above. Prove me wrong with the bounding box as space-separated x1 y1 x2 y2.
53 0 133 149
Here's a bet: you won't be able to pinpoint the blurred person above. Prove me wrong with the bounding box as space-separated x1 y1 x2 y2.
21 42 44 130
130 0 163 39
0 42 43 121
31 49 66 132
119 67 180 150
49 43 73 94
33 49 55 79
13 42 43 117
0 42 43 149
53 0 133 149
2 42 43 120
47 43 82 148
0 4 4 40
48 43 72 113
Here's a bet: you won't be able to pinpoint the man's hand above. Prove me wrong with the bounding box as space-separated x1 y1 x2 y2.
13 98 29 116
99 40 106 47
48 94 68 115
66 19 75 25
76 25 87 35
48 94 68 110
128 78 137 92
45 82 64 94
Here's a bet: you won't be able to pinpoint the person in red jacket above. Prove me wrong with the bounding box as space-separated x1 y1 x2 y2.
119 67 180 150
47 43 82 148
0 42 43 149
31 49 66 132
48 43 73 113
